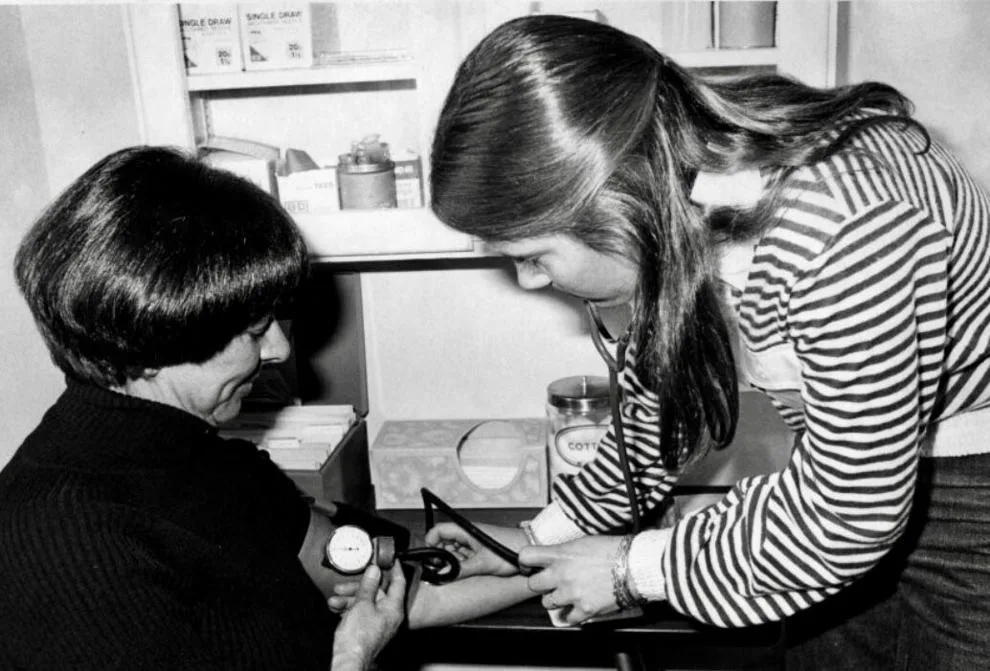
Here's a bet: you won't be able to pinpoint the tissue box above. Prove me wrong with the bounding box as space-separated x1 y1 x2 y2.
370 418 549 509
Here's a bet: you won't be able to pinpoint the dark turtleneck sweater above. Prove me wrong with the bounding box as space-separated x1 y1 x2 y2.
0 379 336 669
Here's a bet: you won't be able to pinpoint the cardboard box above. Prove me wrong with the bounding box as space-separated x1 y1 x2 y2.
238 3 313 70
285 420 371 509
221 403 355 472
179 4 244 74
370 418 549 509
277 167 340 216
202 150 278 196
393 152 423 209
220 405 370 507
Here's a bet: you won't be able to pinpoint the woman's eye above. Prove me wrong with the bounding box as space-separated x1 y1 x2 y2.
247 317 275 340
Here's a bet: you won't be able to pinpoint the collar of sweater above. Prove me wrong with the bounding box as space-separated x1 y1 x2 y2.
34 377 220 468
689 169 764 207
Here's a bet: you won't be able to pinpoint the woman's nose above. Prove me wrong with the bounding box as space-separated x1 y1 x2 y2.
514 263 551 291
261 321 292 364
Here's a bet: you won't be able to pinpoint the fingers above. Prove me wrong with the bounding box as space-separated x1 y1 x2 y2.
332 582 360 597
383 562 405 599
332 563 407 616
328 579 359 615
379 563 407 613
355 564 382 602
539 592 602 626
424 522 472 547
327 595 352 614
517 544 561 569
525 564 557 594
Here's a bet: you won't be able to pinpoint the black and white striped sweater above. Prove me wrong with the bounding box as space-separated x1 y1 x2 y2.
531 118 990 627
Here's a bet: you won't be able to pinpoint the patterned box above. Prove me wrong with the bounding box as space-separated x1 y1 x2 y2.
370 419 549 509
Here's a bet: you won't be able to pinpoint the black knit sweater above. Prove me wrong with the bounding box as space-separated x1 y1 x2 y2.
0 379 336 669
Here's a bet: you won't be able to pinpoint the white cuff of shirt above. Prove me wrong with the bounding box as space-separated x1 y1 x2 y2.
627 528 672 602
528 501 586 544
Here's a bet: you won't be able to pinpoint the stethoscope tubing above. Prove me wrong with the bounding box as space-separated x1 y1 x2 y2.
586 302 642 534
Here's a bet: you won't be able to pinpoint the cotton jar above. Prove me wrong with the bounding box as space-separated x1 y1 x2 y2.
546 375 611 482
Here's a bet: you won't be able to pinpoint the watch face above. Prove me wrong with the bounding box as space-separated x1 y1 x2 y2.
326 524 374 574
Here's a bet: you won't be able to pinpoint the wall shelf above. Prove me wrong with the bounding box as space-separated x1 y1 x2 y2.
293 207 479 260
675 47 778 69
126 1 837 263
186 59 417 92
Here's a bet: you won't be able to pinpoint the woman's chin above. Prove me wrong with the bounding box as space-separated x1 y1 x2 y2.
586 297 628 309
211 399 244 426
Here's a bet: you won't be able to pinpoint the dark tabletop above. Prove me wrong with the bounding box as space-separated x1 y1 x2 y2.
377 507 784 671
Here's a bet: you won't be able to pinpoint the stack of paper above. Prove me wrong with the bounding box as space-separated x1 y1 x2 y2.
220 405 356 470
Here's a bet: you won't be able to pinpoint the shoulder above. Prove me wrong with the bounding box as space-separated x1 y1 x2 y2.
0 494 185 595
764 154 938 276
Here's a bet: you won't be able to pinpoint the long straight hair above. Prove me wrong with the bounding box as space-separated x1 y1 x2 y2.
430 15 923 469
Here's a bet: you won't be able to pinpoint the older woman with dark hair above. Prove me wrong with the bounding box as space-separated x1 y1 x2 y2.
0 146 404 670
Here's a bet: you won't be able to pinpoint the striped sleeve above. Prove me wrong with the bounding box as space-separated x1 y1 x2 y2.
549 344 679 534
662 194 951 627
543 121 990 627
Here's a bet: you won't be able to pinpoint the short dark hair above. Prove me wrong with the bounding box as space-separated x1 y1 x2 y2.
15 145 309 387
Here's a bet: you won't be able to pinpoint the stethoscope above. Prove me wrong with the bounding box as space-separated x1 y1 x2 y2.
585 302 736 533
585 301 642 534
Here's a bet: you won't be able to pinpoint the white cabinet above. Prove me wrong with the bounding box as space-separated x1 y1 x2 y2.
125 1 837 262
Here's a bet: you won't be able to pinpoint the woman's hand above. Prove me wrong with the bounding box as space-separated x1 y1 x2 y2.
519 535 626 626
331 563 406 671
425 522 528 577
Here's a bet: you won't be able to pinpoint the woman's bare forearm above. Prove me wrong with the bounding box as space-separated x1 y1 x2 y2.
407 574 534 629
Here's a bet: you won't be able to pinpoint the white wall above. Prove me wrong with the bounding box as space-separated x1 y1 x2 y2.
362 0 990 439
5 2 990 469
0 5 143 464
362 267 609 439
0 8 62 457
841 1 990 190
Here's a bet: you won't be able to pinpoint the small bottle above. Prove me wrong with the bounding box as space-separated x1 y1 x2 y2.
546 375 611 482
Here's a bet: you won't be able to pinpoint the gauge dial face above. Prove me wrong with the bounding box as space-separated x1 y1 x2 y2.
326 525 374 574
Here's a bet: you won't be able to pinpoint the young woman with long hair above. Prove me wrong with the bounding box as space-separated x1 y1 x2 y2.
425 15 990 668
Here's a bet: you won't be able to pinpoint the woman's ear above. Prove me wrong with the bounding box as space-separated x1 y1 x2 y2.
139 368 160 379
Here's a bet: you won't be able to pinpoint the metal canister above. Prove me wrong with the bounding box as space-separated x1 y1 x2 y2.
337 153 397 210
546 375 611 481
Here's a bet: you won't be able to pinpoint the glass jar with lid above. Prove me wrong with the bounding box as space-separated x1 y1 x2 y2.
546 375 611 482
